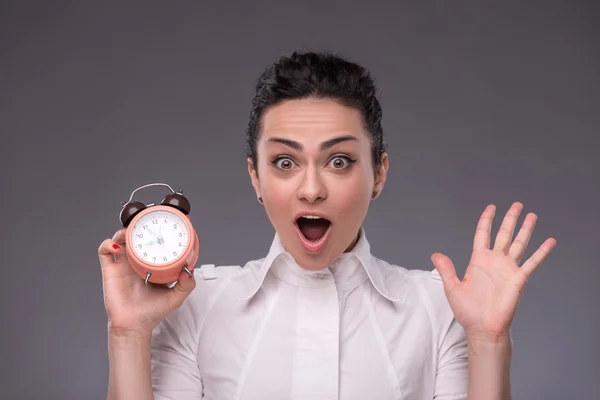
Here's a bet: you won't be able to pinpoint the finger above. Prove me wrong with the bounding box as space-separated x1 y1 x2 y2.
520 238 557 277
473 204 496 251
493 202 523 254
167 269 196 310
98 237 123 268
508 212 537 264
431 253 461 293
112 228 127 246
108 228 128 262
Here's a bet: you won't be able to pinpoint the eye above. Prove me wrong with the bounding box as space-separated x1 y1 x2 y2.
327 155 356 169
272 157 296 170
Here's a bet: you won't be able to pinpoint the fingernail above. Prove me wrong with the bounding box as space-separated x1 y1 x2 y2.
113 244 120 250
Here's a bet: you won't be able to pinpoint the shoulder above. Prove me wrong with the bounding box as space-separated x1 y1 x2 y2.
371 256 446 298
371 256 456 335
154 259 264 336
184 258 263 303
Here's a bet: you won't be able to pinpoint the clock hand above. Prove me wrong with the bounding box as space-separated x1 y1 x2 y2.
157 224 165 246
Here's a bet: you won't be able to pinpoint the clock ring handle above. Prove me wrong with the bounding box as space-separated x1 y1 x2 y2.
119 183 190 227
121 182 181 206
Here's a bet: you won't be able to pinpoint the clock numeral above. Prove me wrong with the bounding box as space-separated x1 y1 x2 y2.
152 219 158 224
164 219 167 224
142 224 147 230
163 257 167 262
178 233 182 237
173 224 177 229
173 251 177 257
143 252 147 257
153 257 156 262
178 242 182 247
136 233 143 239
138 244 142 249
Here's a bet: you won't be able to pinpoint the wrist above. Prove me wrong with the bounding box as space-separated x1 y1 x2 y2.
108 333 152 353
466 329 513 354
466 327 511 343
108 324 153 347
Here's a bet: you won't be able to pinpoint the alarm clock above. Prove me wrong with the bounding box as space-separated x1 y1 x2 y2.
118 182 200 287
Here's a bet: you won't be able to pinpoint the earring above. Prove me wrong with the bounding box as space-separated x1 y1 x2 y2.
372 191 377 199
258 197 263 204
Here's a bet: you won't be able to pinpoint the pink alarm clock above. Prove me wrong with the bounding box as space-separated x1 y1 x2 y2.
118 183 200 286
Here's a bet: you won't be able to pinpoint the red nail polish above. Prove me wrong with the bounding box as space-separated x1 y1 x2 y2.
113 244 120 250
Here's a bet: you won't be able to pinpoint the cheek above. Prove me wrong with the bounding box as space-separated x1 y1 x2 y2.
261 178 295 216
331 174 371 211
262 174 294 198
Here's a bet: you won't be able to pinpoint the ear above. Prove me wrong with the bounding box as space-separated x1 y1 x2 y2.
372 152 388 200
247 157 261 201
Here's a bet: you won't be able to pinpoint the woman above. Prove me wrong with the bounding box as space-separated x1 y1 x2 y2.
98 52 556 399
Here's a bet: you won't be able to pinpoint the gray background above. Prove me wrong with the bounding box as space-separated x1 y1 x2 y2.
1 1 598 399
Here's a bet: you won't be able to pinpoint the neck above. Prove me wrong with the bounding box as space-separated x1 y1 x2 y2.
343 229 361 253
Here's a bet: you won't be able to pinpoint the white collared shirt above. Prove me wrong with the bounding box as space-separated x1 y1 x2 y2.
151 228 468 399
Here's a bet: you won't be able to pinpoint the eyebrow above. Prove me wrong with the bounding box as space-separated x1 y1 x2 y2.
266 135 358 152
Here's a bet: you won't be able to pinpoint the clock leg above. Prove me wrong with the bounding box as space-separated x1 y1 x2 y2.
182 265 192 277
144 271 152 285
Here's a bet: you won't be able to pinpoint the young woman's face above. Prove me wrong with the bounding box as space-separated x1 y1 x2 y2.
248 97 388 271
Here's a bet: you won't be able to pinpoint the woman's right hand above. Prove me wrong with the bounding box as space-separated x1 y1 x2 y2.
97 226 197 338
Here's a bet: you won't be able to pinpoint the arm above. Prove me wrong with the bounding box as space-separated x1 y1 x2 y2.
106 319 204 400
107 332 154 400
98 229 199 400
150 314 204 399
431 202 556 400
105 263 228 399
150 265 233 399
466 332 512 400
434 316 469 399
434 325 513 400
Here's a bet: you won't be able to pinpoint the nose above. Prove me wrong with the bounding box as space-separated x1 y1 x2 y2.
296 165 327 203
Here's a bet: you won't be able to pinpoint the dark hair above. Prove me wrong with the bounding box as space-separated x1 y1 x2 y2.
245 51 386 175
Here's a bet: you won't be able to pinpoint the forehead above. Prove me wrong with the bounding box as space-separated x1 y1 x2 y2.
260 98 367 143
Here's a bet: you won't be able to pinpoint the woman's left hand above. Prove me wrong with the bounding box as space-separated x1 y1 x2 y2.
431 202 557 340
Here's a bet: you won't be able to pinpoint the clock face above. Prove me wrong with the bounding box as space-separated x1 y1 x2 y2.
130 209 190 266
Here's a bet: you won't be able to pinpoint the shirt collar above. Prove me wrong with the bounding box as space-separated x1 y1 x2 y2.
238 227 405 302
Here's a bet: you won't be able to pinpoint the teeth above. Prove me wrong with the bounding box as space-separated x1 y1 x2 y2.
301 215 322 219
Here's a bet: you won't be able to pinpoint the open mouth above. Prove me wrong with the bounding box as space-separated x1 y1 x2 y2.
295 215 332 242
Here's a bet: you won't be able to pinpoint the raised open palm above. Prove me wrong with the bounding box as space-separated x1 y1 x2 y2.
431 202 557 338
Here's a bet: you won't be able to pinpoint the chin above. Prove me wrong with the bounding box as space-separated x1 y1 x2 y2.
293 253 331 271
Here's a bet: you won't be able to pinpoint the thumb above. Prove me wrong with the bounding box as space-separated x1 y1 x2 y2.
431 253 460 293
167 268 196 309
